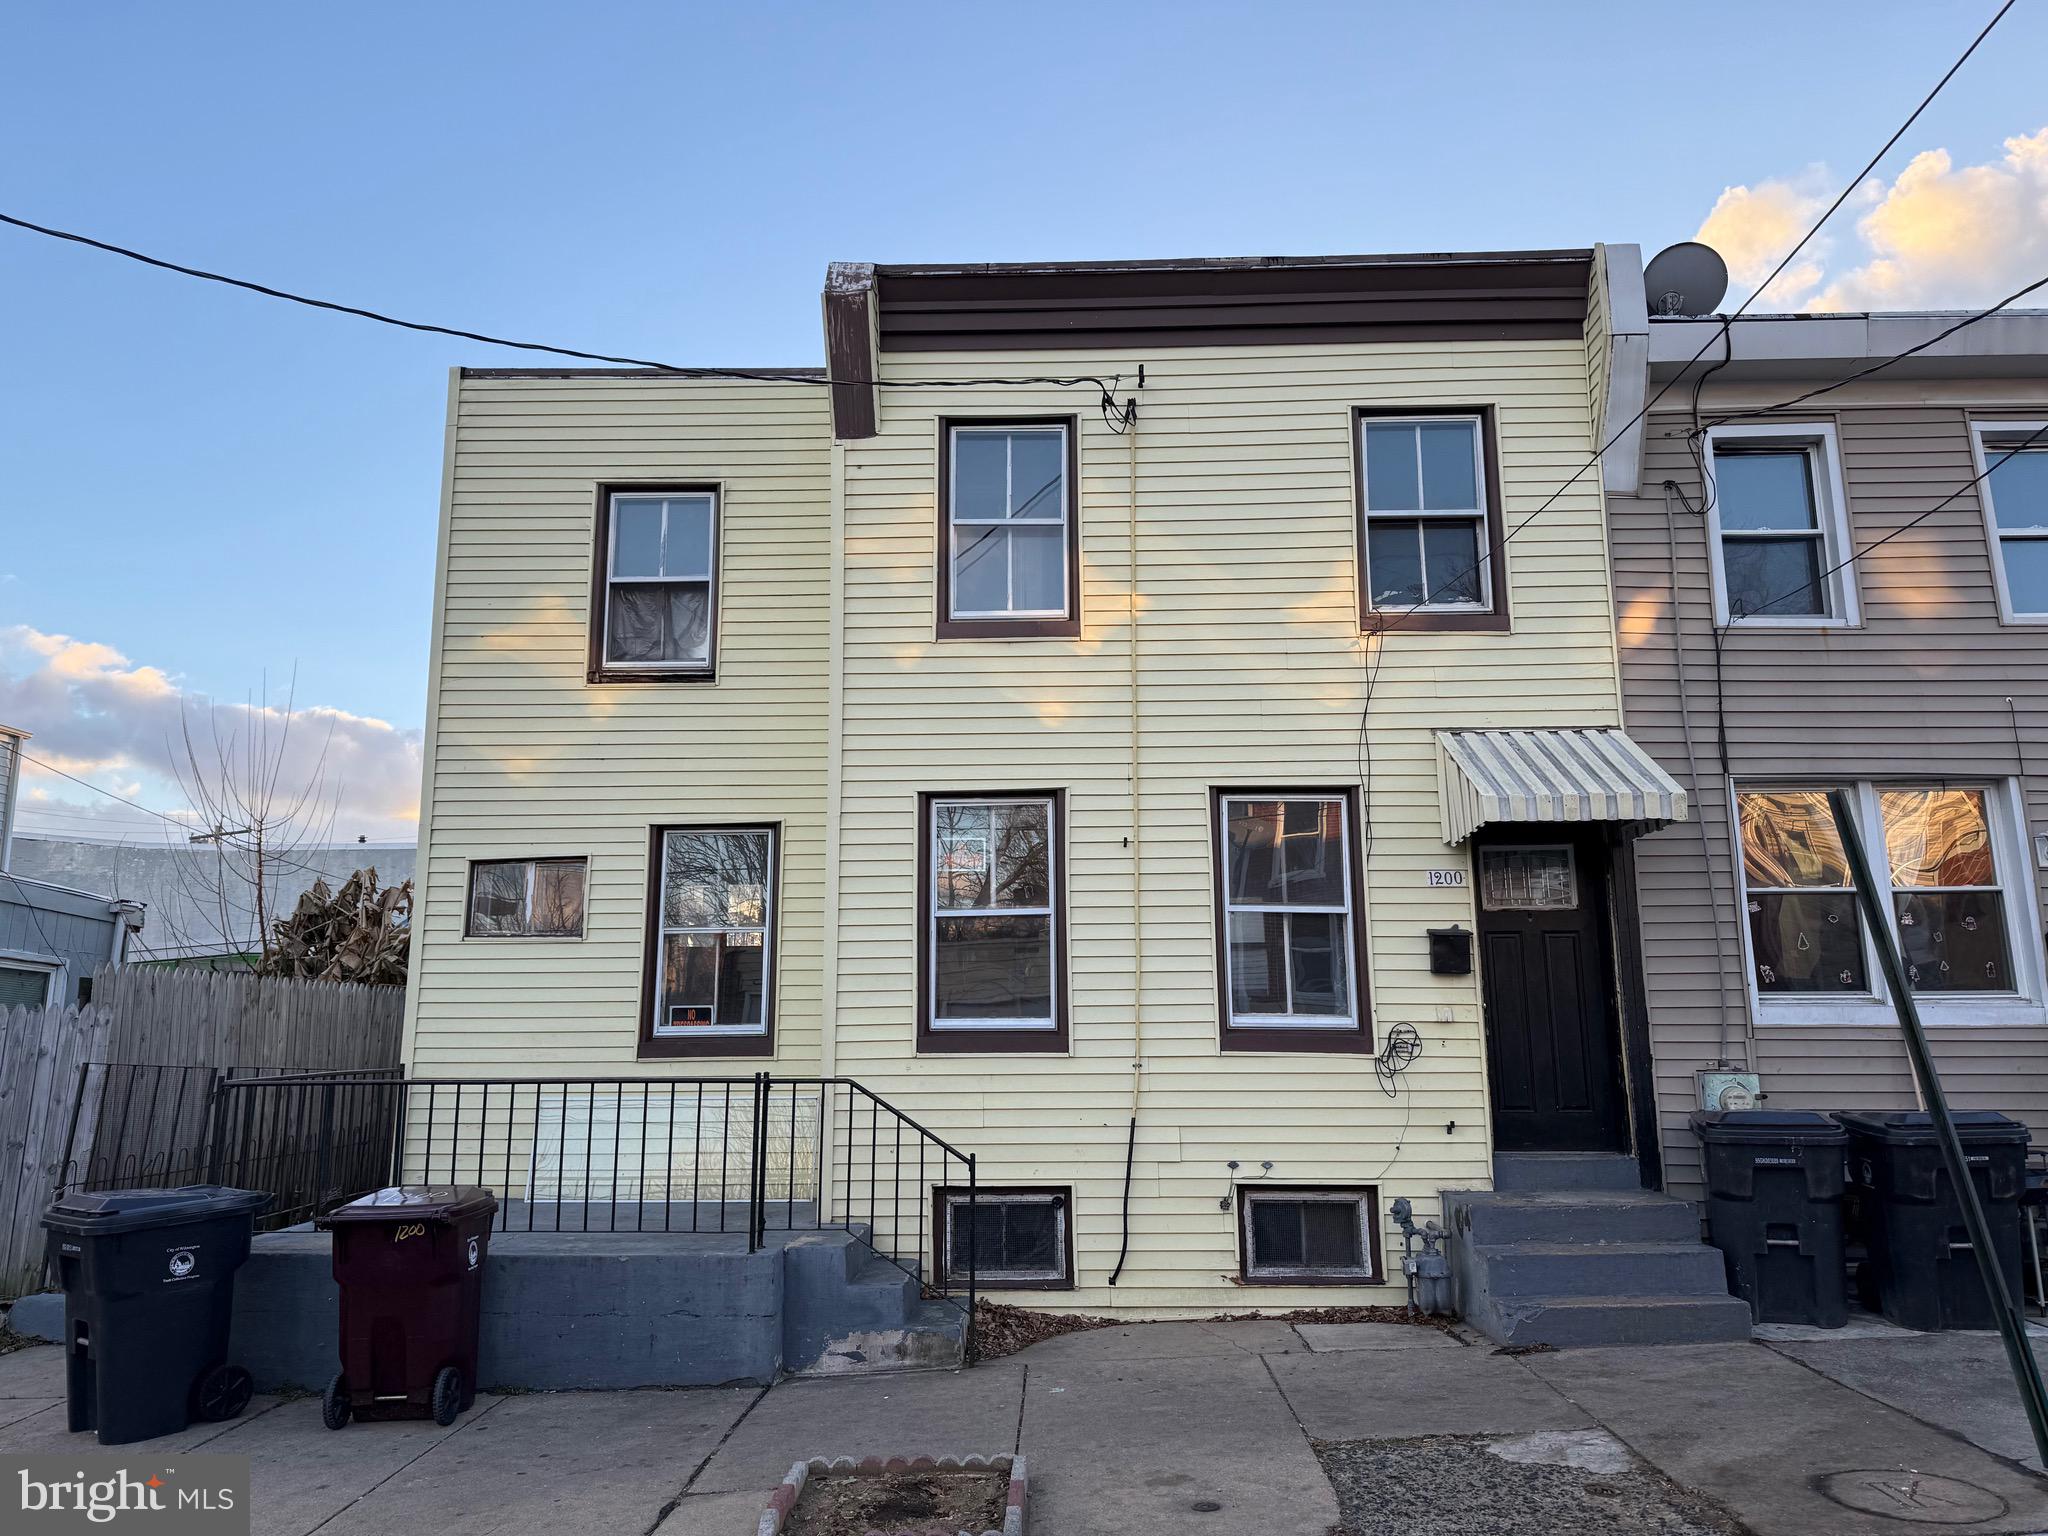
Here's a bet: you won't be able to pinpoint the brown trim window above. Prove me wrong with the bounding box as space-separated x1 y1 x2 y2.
590 485 720 682
1239 1186 1383 1285
934 1186 1073 1290
464 857 587 938
936 420 1081 639
1212 790 1373 1053
917 792 1068 1053
1355 408 1508 632
641 825 777 1059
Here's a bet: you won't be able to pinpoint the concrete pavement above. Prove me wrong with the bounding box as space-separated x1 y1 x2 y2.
4 1316 2047 1534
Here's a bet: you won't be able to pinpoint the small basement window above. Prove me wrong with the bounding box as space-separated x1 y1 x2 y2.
938 1187 1071 1289
465 858 588 938
1241 1187 1379 1283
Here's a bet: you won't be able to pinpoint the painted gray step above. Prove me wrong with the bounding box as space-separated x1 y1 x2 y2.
1493 1153 1643 1192
1473 1242 1730 1299
1489 1293 1754 1347
1451 1192 1700 1246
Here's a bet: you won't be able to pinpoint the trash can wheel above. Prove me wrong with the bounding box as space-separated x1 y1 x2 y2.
321 1373 351 1431
431 1366 463 1427
193 1364 254 1423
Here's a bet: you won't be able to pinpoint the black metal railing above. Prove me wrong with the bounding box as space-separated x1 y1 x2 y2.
52 1066 978 1331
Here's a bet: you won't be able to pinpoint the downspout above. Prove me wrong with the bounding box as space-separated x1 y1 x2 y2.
1108 406 1142 1287
1662 482 1749 1069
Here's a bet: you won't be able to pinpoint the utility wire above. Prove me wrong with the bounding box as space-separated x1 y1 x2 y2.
0 209 1138 430
14 749 192 831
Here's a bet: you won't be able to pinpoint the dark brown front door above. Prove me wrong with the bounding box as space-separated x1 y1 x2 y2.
1475 832 1627 1153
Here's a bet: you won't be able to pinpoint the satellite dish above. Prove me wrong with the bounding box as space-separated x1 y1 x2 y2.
1643 242 1729 317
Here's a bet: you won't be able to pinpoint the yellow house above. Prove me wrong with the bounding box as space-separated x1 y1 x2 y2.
405 246 1719 1337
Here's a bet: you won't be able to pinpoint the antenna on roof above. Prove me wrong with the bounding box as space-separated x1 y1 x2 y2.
1643 242 1729 317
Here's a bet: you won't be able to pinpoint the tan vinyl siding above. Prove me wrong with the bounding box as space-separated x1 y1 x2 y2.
838 342 1616 1311
1615 397 2048 1198
404 376 832 1073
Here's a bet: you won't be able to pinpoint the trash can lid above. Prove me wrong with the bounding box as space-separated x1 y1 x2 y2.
1833 1109 2031 1145
318 1185 497 1226
1689 1109 1848 1143
42 1185 272 1237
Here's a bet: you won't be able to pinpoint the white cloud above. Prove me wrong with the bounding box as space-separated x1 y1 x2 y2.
0 625 420 844
1694 126 2048 312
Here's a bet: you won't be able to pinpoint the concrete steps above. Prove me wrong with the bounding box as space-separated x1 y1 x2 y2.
782 1231 967 1377
1445 1154 1752 1348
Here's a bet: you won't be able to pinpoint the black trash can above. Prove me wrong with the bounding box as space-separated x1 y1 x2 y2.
317 1186 497 1428
1838 1109 2030 1331
42 1185 272 1445
1691 1109 1850 1326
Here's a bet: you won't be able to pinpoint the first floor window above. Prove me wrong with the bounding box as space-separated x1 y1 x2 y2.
651 827 776 1039
1241 1188 1378 1283
921 793 1064 1049
1976 423 2048 618
466 858 587 938
1215 791 1367 1045
938 1187 1071 1288
1736 782 2019 1001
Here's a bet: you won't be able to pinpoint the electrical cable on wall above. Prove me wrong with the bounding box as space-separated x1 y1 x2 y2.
1367 1022 1424 1181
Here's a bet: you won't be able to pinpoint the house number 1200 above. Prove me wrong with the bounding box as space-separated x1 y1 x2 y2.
392 1223 427 1242
1427 869 1467 887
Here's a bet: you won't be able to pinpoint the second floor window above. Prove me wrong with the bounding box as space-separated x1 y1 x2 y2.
596 488 718 678
1975 423 2048 620
1359 414 1493 614
938 423 1078 637
1704 426 1856 625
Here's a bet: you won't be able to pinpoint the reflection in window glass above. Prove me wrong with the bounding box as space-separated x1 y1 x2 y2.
1881 788 2011 993
930 798 1057 1030
1736 791 1865 994
654 829 774 1034
1220 796 1356 1026
466 859 586 938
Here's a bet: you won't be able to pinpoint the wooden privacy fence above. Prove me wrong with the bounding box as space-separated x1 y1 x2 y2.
0 967 406 1299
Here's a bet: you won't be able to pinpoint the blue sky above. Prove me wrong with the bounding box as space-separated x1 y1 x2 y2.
4 1 2046 839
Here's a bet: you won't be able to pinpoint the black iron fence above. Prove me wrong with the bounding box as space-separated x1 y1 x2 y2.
54 1066 978 1321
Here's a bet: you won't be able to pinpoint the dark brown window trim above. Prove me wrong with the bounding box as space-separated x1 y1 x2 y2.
932 1184 1075 1291
1235 1184 1386 1287
1353 406 1510 634
462 856 589 939
1210 786 1374 1055
935 418 1082 640
915 789 1069 1054
588 482 724 684
637 822 779 1061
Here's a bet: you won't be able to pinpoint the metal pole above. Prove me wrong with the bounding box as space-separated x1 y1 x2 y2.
966 1152 979 1367
1830 789 2048 1465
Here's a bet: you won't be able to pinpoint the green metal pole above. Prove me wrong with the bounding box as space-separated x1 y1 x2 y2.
1830 789 2048 1465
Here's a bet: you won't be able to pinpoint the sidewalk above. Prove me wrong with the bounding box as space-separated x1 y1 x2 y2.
5 1318 2047 1534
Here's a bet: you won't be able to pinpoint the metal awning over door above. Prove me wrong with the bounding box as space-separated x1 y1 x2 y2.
1435 728 1687 845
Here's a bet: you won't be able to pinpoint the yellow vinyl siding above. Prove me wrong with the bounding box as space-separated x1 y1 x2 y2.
834 343 1616 1312
404 375 833 1074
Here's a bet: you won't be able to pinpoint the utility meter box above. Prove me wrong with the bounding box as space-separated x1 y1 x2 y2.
1698 1070 1763 1112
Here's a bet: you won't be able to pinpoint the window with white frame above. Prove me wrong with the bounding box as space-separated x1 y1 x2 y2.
1974 423 2048 620
600 489 717 673
1241 1187 1378 1282
1735 783 2023 1004
465 858 587 938
1216 794 1362 1033
939 1187 1070 1288
1705 426 1856 623
651 827 775 1036
1359 414 1491 610
944 425 1071 622
0 957 60 1010
925 795 1060 1038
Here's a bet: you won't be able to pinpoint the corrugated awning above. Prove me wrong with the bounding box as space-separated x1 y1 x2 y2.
1435 729 1687 845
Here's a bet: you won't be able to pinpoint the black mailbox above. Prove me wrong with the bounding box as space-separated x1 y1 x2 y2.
1427 925 1472 976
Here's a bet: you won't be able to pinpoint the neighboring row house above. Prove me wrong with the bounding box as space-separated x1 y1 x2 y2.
402 244 2045 1338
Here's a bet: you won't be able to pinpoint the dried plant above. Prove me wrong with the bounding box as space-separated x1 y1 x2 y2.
260 868 411 985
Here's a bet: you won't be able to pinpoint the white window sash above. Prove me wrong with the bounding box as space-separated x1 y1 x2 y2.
929 796 1059 1032
1219 795 1360 1029
1971 423 2048 622
1358 414 1491 611
944 1192 1067 1282
603 492 718 668
653 828 774 1037
1703 424 1858 627
1242 1191 1376 1279
948 428 1070 620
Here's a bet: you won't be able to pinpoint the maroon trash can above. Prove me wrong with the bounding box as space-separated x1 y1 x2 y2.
316 1186 496 1428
